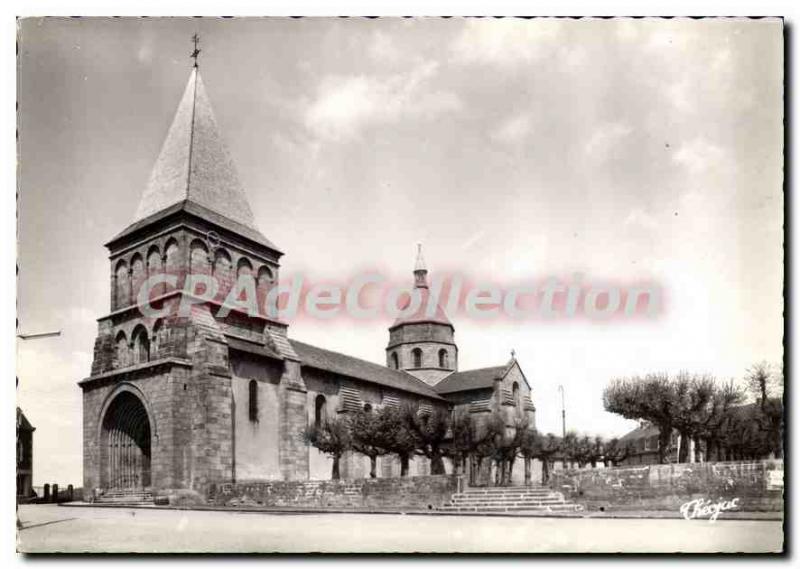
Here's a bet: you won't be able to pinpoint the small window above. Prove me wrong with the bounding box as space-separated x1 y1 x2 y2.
131 325 150 364
512 382 520 407
438 349 448 368
363 403 373 413
412 348 422 368
315 394 327 427
248 380 258 422
390 352 399 369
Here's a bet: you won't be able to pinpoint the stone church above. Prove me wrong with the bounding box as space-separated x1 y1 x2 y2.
80 66 536 497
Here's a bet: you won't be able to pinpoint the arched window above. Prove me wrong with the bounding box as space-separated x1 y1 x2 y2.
315 394 327 428
363 403 373 413
213 249 233 297
412 347 422 368
114 260 129 309
390 352 399 369
236 258 255 302
131 326 150 365
152 319 164 359
438 349 449 369
130 254 145 304
236 257 253 279
257 266 274 315
147 246 162 298
164 239 180 293
512 382 520 407
248 380 258 422
114 331 128 369
189 239 210 275
146 246 161 276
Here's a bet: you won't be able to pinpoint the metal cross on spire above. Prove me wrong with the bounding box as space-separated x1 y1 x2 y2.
190 34 201 67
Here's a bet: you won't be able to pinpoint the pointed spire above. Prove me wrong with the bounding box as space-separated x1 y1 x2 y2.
133 67 257 229
413 243 428 288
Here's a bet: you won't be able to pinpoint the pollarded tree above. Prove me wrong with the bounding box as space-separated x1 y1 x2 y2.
402 403 450 475
443 408 479 476
349 408 392 478
520 432 562 484
492 416 529 486
376 405 418 476
303 417 352 480
601 437 633 467
695 379 743 461
604 373 681 464
745 361 783 458
670 372 717 462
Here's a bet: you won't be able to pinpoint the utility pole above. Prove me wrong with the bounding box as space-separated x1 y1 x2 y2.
557 384 566 437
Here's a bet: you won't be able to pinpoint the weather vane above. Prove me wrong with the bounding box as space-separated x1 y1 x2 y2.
191 34 201 67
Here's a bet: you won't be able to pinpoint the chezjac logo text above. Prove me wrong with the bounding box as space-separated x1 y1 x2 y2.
134 271 662 323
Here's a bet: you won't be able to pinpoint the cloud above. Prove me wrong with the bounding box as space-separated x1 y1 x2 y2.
584 122 634 159
624 208 659 231
673 137 726 175
450 18 563 66
490 113 533 146
304 62 462 141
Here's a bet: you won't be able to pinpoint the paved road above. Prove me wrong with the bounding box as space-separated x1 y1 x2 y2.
17 504 783 553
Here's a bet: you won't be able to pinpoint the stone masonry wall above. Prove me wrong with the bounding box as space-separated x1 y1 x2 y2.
208 474 460 511
549 460 784 512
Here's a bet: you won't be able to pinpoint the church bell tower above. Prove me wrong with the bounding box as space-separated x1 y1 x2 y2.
80 45 309 498
386 245 458 386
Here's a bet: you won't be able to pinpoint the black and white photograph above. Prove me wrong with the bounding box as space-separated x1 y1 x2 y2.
12 11 786 555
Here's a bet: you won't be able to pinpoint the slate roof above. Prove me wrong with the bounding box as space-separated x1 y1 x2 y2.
390 286 454 329
109 199 280 252
17 408 34 431
289 339 443 400
114 69 278 252
433 365 507 394
619 423 661 442
390 248 452 329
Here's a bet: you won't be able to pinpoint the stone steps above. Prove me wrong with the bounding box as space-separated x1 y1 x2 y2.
450 498 567 506
438 486 583 513
95 490 154 504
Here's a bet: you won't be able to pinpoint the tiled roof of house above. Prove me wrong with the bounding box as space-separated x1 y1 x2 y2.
289 339 443 400
433 365 507 394
619 423 661 442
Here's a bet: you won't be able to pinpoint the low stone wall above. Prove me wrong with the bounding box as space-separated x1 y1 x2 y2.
208 475 461 511
549 460 783 512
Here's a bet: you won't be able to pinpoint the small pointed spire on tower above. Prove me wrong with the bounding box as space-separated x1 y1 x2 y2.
191 33 201 68
413 243 428 289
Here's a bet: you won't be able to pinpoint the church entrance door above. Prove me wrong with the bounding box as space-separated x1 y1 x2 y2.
100 391 152 490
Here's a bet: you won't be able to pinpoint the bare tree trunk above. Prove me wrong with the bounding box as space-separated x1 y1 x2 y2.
332 455 341 480
524 457 531 486
658 426 672 464
400 454 409 477
369 455 377 478
541 459 551 485
430 452 445 475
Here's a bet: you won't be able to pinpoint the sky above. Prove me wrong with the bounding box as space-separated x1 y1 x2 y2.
17 17 783 486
